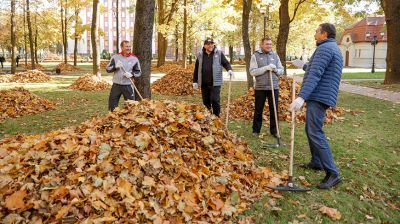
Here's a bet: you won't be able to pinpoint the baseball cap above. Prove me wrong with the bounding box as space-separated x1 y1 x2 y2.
204 38 215 45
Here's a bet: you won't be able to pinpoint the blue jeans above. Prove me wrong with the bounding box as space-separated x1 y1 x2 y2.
305 100 339 175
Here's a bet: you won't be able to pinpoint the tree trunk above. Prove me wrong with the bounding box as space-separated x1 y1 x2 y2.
156 0 178 67
23 1 28 66
133 0 155 99
156 0 165 67
91 0 100 77
242 0 254 89
64 0 68 64
229 45 233 64
277 0 290 76
61 1 65 62
73 8 79 66
26 0 35 69
116 0 119 53
382 0 400 84
175 23 179 61
34 14 38 65
11 0 17 74
182 0 187 69
157 35 166 66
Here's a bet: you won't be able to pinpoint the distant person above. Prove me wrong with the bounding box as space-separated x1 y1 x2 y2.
0 55 5 68
192 38 233 117
106 40 141 111
16 55 20 67
290 23 343 189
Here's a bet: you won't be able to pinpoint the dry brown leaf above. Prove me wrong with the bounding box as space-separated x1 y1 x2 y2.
319 206 342 220
5 190 27 210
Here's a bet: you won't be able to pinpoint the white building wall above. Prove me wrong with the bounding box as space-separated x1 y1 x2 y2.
340 34 387 69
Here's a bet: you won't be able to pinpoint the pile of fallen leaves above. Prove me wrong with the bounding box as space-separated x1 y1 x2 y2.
56 63 80 72
0 87 55 122
23 63 45 71
231 60 246 65
69 74 111 91
229 77 345 124
0 100 285 223
152 62 195 73
0 75 11 83
152 68 200 96
100 61 110 69
0 70 51 83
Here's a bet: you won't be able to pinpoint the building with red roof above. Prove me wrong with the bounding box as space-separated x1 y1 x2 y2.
339 16 387 68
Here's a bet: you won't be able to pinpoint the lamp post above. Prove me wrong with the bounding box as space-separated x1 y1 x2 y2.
366 33 378 73
370 35 378 73
260 7 267 38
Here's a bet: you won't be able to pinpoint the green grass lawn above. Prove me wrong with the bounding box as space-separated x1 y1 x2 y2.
341 72 385 79
346 80 400 93
0 73 399 223
295 72 385 80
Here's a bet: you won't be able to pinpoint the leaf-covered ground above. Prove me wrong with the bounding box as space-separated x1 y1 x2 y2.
0 65 399 223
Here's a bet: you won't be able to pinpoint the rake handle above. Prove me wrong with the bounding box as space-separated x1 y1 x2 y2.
269 70 281 138
289 77 296 177
225 74 233 129
119 64 144 101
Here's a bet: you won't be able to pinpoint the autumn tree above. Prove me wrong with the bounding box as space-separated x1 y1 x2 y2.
70 0 90 66
26 0 35 69
276 0 307 74
133 0 156 99
381 0 400 84
242 0 254 89
156 0 179 67
10 0 17 74
182 0 187 68
91 0 100 77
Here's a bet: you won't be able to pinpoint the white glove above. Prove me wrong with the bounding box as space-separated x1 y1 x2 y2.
289 97 305 111
292 59 305 68
124 72 133 78
265 64 276 71
116 60 123 69
192 83 198 90
228 70 234 78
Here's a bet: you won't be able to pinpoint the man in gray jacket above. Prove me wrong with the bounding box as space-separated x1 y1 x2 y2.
250 37 284 137
106 40 141 111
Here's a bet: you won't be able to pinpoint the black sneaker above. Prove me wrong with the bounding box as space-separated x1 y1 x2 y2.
299 162 323 171
318 173 342 189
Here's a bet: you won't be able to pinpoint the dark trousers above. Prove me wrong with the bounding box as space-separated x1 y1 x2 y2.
0 62 3 68
108 83 134 111
305 100 339 175
201 85 221 117
252 89 279 134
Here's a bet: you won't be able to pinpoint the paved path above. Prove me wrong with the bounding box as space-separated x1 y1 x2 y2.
293 76 400 104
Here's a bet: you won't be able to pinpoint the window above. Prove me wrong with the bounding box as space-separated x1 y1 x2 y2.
358 49 361 58
354 49 357 58
346 37 350 42
105 22 108 27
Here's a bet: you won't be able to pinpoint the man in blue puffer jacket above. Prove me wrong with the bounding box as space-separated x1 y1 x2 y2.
290 23 343 189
